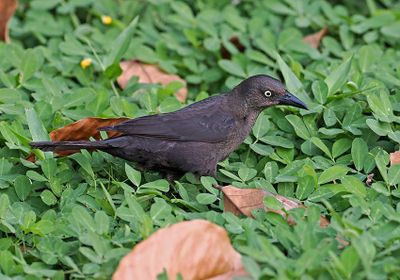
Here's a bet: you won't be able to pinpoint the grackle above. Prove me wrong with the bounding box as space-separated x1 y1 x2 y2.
31 75 307 178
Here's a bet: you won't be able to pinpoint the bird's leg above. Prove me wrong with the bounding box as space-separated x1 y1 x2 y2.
166 171 184 183
207 166 217 178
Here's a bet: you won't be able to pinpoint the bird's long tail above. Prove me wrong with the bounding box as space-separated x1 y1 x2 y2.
30 140 109 152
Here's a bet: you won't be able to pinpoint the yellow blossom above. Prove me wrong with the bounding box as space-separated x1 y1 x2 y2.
80 58 92 69
101 15 113 25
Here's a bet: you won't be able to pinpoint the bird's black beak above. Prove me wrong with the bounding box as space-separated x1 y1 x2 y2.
278 91 308 110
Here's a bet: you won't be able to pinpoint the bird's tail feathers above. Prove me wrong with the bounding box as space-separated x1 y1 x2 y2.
30 140 108 152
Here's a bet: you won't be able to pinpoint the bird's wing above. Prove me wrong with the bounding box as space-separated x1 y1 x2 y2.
99 96 236 143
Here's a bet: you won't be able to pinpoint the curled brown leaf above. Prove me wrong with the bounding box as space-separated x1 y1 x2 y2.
221 36 245 59
303 27 328 49
222 185 329 227
49 117 129 142
0 0 17 42
27 117 129 160
113 220 247 280
117 60 187 102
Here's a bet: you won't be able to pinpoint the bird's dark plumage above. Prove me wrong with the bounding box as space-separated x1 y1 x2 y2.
30 75 307 178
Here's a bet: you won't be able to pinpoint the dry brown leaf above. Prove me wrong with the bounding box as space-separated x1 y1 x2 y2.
49 117 129 142
113 220 248 280
49 117 129 156
303 27 328 49
0 0 17 42
222 185 329 227
390 151 400 165
221 36 246 59
117 60 187 102
27 117 129 160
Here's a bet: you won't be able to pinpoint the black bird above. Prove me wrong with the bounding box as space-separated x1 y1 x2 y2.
31 75 307 178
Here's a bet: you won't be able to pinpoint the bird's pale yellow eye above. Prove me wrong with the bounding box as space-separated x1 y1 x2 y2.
264 90 272 97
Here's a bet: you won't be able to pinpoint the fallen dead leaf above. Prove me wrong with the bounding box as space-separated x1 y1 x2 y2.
222 185 329 227
303 27 328 49
221 36 245 59
117 60 187 102
0 0 17 42
27 117 129 160
390 151 400 165
49 117 129 142
113 220 248 280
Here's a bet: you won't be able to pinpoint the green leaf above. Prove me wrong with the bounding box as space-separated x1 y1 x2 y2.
324 55 353 95
260 136 294 148
250 143 274 156
311 137 332 159
318 166 348 185
125 163 141 187
352 233 376 273
263 196 282 211
25 108 49 141
20 49 39 82
219 169 241 181
381 21 400 38
204 37 220 51
103 16 139 68
375 150 389 183
351 138 368 171
122 193 153 239
30 219 54 235
238 167 257 181
40 190 57 206
263 162 278 183
0 194 10 218
252 114 270 139
71 153 95 178
358 45 380 72
200 176 219 195
141 179 169 192
286 115 310 140
339 246 360 276
0 88 23 103
367 90 394 122
196 193 217 205
371 182 390 196
276 53 312 106
72 205 96 232
94 211 109 235
366 119 392 136
323 108 337 126
14 175 32 201
332 138 352 158
388 165 400 186
311 80 328 104
150 198 172 221
104 63 123 80
27 170 48 182
218 59 246 77
341 176 367 197
296 175 315 200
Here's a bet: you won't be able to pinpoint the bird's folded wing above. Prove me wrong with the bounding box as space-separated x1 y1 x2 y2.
99 109 236 143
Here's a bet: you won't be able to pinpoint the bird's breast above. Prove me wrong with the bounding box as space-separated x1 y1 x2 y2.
217 111 259 160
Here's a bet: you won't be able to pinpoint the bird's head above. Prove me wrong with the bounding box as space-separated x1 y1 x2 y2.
234 75 307 110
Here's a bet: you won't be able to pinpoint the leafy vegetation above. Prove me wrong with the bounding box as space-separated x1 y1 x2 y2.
1 0 400 279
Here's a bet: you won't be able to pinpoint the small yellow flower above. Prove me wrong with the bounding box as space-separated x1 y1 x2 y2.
101 15 113 25
80 58 92 69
